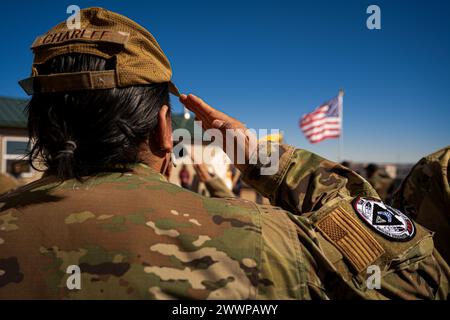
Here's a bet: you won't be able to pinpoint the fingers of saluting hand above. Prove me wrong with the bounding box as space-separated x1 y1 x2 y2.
179 94 227 130
180 94 213 120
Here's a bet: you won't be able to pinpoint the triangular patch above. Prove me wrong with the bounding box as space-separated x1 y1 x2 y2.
372 204 402 226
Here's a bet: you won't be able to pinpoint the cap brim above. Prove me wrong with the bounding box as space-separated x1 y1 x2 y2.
19 75 182 97
18 77 34 95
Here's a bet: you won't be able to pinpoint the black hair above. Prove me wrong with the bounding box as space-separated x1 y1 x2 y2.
26 54 170 180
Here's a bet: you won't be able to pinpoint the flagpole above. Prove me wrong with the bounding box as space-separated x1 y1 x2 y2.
338 89 344 162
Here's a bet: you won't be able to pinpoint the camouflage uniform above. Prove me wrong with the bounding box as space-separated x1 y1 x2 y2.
0 144 448 299
367 171 393 202
393 146 450 265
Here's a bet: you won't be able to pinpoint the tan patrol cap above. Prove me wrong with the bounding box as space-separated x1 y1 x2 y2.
19 7 180 96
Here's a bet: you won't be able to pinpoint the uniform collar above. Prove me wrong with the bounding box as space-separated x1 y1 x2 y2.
130 162 168 182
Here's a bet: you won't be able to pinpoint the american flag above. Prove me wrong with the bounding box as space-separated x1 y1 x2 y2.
299 95 342 144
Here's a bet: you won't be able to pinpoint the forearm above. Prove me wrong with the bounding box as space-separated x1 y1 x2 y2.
240 143 379 215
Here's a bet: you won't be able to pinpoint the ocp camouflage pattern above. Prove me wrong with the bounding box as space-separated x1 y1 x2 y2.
0 144 449 299
393 146 450 265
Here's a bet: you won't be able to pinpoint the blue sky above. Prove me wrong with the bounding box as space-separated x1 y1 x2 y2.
0 0 449 163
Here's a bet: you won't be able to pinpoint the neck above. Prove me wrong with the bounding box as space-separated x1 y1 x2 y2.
138 142 168 175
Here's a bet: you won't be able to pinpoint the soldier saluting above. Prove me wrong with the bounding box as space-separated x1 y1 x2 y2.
0 7 448 299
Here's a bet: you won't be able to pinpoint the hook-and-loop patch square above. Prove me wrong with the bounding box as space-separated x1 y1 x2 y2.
315 206 385 273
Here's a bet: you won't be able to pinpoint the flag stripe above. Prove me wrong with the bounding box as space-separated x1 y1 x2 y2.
301 106 328 119
308 131 341 141
306 127 341 139
300 113 328 127
304 122 341 133
309 134 340 144
301 119 340 132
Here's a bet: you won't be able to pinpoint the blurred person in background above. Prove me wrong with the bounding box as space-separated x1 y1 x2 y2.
365 163 394 201
192 163 234 198
393 146 450 264
178 164 191 189
231 165 243 197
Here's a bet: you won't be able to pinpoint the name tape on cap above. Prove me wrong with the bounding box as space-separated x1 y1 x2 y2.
31 29 130 49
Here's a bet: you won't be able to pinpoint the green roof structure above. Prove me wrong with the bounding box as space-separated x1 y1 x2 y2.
0 96 196 135
0 97 28 129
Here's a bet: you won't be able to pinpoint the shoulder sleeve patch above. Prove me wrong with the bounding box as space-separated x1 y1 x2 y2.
353 197 416 241
315 206 385 273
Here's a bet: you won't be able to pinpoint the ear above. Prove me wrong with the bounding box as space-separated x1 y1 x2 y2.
158 105 173 152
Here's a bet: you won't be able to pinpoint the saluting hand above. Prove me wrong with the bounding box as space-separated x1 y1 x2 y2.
179 94 257 167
